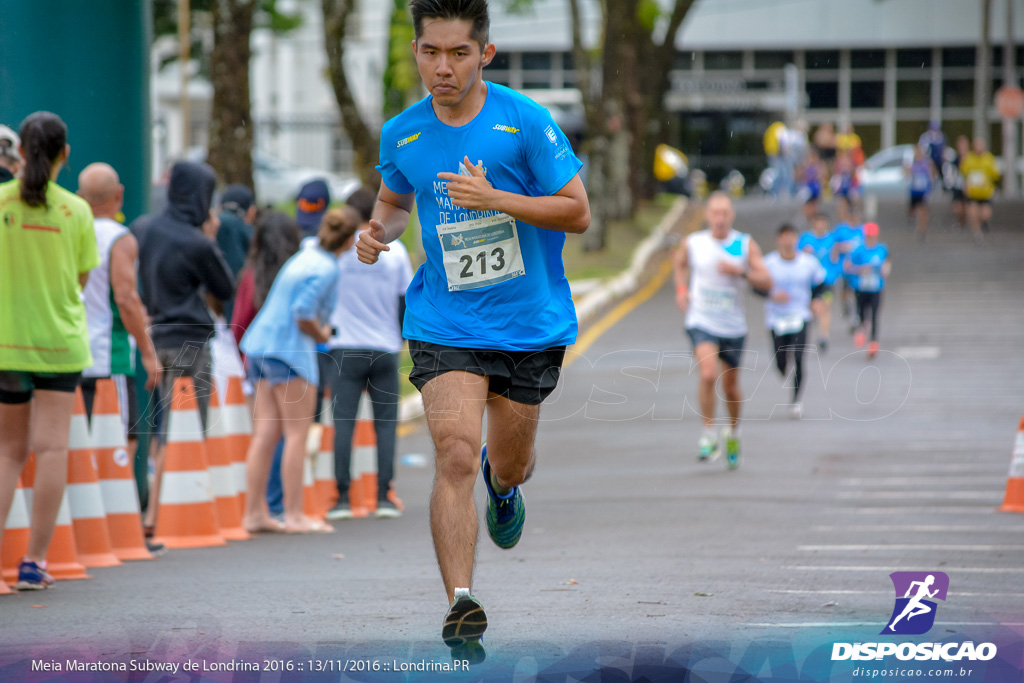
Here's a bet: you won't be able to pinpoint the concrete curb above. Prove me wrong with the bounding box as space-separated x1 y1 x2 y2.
397 196 690 425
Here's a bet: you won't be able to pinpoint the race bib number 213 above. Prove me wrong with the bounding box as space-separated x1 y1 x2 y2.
437 213 526 292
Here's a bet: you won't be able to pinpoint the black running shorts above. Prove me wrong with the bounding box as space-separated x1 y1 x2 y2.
408 340 566 406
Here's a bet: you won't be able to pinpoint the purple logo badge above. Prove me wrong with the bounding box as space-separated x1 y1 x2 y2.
882 571 949 635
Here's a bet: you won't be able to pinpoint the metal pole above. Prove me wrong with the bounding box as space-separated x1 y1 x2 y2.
975 0 992 142
1003 0 1019 197
179 0 191 151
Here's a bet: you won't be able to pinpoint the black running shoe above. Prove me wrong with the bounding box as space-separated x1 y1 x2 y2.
442 588 487 663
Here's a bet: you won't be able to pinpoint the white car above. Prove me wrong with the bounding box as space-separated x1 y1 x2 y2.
252 152 360 206
857 144 916 199
168 147 361 206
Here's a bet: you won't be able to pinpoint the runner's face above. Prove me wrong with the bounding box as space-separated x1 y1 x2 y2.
813 219 828 235
705 197 734 236
414 19 495 109
777 231 797 255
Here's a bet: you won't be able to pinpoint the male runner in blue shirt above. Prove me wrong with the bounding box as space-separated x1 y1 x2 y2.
356 0 590 661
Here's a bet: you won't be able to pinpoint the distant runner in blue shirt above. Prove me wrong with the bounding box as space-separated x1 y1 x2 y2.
798 214 841 351
907 146 933 241
831 217 864 325
355 0 590 661
845 222 891 359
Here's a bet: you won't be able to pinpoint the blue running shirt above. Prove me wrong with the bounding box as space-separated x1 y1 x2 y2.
377 83 584 351
848 243 889 292
798 230 841 285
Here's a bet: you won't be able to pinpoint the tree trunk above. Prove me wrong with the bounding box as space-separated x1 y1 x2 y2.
208 0 255 190
632 0 695 202
322 0 380 186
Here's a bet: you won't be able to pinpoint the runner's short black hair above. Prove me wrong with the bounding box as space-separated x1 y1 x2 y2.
409 0 490 50
778 223 798 235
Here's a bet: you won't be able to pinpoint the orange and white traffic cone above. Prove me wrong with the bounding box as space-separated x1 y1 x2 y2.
999 417 1024 513
66 390 122 568
152 377 226 549
313 394 337 515
221 376 251 511
351 393 379 515
1 476 31 591
20 455 91 581
206 383 249 541
91 379 153 561
302 450 322 520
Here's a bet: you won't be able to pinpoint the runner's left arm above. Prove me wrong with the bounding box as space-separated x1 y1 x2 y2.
438 158 590 234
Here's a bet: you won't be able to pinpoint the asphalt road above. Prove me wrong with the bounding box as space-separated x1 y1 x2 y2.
1 196 1022 682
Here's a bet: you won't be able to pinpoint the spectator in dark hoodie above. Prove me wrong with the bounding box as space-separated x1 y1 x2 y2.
216 184 256 321
132 160 234 533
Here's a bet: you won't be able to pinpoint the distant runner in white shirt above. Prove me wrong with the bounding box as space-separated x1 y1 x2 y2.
673 192 772 469
324 187 414 521
760 223 826 419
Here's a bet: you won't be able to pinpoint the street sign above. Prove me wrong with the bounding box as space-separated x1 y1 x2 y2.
995 85 1024 119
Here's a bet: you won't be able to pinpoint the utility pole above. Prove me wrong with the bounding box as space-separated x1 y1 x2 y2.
1002 0 1019 197
179 0 191 151
974 0 992 142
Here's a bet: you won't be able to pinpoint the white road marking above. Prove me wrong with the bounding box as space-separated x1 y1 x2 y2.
811 525 1016 532
837 491 1001 500
842 507 997 514
769 589 1024 597
894 346 941 359
785 566 1024 574
744 622 1024 628
839 477 1007 487
799 544 1024 552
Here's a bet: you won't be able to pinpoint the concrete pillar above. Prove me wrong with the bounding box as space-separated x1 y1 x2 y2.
0 1 152 223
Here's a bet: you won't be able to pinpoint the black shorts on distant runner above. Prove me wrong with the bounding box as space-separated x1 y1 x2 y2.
686 327 746 369
0 371 81 405
408 340 566 406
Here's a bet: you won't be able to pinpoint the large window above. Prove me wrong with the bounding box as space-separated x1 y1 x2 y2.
806 81 839 109
705 51 743 70
896 120 930 145
942 79 975 107
897 49 932 69
851 80 885 108
674 51 696 70
521 52 552 89
851 49 885 69
897 81 931 108
754 51 794 69
942 47 975 68
806 50 839 70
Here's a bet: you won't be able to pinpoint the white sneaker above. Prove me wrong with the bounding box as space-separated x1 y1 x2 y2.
697 435 719 462
791 403 803 420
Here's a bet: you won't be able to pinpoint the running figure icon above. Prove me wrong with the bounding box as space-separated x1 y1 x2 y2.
887 574 939 632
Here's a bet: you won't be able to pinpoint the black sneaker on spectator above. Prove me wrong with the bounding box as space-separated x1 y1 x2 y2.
146 540 168 557
375 499 401 518
326 499 352 521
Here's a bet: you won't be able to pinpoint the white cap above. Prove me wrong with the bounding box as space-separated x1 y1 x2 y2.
0 125 21 161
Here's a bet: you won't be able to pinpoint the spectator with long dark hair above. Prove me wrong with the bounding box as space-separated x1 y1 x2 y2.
239 207 359 534
0 112 100 590
230 210 302 348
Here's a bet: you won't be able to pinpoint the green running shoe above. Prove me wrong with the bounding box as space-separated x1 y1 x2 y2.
442 588 487 664
481 443 525 549
724 430 741 470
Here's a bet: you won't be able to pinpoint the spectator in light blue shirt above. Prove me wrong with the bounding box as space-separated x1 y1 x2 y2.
239 207 359 534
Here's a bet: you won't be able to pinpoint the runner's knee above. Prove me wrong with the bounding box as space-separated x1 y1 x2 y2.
434 435 480 482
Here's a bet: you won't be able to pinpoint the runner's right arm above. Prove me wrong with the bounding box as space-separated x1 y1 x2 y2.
672 236 690 313
357 183 415 265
